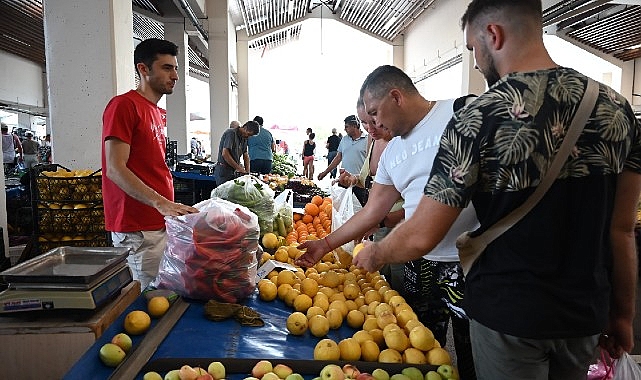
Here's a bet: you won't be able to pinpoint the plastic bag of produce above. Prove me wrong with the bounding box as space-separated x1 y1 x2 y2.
273 189 294 237
151 198 259 302
211 174 275 237
330 184 362 253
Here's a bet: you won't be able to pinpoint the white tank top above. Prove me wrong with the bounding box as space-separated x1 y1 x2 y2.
2 134 15 163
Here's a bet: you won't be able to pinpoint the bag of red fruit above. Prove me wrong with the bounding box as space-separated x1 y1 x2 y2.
151 198 260 302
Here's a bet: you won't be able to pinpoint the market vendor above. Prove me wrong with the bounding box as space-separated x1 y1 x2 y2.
102 38 198 289
214 120 259 185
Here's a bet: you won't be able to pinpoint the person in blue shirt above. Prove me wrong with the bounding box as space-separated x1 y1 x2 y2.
247 115 276 174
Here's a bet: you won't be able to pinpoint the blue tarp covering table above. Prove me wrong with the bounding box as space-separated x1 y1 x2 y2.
64 289 360 379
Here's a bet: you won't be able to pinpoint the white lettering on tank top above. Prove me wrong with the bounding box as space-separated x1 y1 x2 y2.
390 134 441 169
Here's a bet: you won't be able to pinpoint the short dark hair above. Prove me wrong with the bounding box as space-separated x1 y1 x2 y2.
134 38 179 76
344 115 360 127
359 65 418 102
460 0 542 30
243 120 260 135
253 116 264 126
1 123 7 130
309 133 315 140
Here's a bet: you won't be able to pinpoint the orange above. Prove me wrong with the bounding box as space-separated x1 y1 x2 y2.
305 203 320 216
302 214 313 224
311 195 324 206
293 213 302 221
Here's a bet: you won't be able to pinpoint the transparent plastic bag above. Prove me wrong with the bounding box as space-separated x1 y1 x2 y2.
151 198 259 302
329 184 362 253
613 352 641 379
273 189 294 237
212 174 275 237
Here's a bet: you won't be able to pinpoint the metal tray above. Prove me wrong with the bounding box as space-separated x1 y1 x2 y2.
0 246 130 285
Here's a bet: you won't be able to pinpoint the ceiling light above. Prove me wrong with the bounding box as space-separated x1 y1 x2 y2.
382 16 397 30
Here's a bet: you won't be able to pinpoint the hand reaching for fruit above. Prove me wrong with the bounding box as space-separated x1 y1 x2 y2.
352 241 384 272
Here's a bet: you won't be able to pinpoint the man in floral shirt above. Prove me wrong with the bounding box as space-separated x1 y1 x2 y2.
354 0 641 378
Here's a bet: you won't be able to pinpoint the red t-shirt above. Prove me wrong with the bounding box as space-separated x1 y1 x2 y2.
101 90 173 232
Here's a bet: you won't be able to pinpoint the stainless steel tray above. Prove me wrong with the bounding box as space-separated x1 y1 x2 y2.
0 246 130 284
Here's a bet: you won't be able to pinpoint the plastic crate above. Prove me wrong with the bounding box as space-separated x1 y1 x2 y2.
36 233 111 253
36 204 105 235
33 168 102 203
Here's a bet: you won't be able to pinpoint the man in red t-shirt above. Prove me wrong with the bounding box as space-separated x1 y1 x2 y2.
102 38 198 288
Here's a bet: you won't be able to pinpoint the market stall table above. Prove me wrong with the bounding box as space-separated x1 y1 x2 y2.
65 290 383 379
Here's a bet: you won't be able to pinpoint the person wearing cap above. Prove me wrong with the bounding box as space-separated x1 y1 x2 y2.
247 115 276 174
318 115 368 206
21 131 40 169
325 127 341 179
1 123 23 175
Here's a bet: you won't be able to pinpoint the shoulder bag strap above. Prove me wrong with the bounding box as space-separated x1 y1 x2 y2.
471 78 600 250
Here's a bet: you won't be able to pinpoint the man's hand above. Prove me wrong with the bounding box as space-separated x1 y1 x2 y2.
600 315 634 358
295 239 330 268
317 171 327 180
352 241 384 273
337 170 358 187
155 199 199 216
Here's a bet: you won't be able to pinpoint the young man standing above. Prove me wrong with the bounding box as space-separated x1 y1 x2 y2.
102 38 198 289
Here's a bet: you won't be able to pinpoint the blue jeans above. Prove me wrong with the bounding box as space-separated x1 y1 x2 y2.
327 151 338 178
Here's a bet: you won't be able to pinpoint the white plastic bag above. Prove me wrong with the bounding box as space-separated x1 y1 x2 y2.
330 184 362 253
613 352 641 379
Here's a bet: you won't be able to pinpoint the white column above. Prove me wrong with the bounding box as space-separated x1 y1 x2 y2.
392 35 404 70
207 0 232 159
43 0 134 170
237 30 250 123
164 22 190 155
17 113 33 131
0 168 6 258
461 49 486 96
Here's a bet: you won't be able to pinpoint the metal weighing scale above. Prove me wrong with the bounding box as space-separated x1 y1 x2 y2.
0 246 132 313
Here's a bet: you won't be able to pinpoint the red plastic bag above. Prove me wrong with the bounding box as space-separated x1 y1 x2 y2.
588 349 614 380
152 198 259 302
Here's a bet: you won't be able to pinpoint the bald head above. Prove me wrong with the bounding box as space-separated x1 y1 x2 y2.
230 120 240 129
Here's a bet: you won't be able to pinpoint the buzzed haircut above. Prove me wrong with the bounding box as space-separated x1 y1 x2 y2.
244 120 260 135
359 65 419 102
460 0 542 30
134 38 179 77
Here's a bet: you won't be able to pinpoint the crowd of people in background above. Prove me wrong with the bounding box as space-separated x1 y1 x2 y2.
1 122 52 176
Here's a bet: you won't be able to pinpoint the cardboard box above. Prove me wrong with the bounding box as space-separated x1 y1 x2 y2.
256 259 298 282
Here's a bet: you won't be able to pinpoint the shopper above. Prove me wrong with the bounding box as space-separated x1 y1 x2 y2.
297 66 479 380
326 128 341 179
214 120 259 185
318 115 368 206
248 115 276 174
302 132 316 180
21 131 40 169
1 123 22 176
102 38 198 289
353 1 641 378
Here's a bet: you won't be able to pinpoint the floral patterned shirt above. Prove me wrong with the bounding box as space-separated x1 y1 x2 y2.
425 67 641 338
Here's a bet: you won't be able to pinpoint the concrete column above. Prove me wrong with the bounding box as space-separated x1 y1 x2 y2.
43 0 134 170
461 49 486 96
17 113 33 131
207 0 232 159
237 30 250 123
0 168 6 258
164 22 190 155
392 35 404 70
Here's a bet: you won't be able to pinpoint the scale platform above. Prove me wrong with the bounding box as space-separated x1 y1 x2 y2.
0 263 133 313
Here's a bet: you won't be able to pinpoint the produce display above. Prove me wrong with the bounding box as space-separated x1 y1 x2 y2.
255 245 457 371
271 153 298 177
141 359 458 380
263 174 328 207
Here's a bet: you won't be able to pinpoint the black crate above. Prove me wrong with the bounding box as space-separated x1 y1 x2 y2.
36 233 112 254
36 204 105 235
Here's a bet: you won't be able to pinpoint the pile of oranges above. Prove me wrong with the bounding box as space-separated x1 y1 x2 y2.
285 195 333 245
